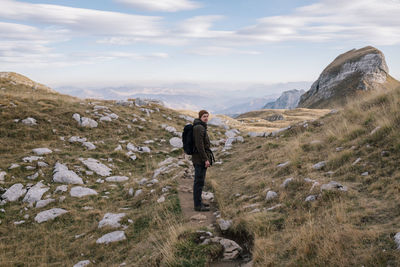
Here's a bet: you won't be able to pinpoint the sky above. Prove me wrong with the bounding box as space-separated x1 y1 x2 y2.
1 0 400 91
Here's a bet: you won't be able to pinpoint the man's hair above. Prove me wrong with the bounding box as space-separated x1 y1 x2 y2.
198 110 209 118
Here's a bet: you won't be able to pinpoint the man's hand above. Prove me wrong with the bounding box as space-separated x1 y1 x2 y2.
205 160 210 168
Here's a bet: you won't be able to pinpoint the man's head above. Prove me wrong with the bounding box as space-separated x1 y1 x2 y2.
198 110 209 123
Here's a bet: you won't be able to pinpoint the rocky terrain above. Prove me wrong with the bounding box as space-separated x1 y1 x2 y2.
1 46 400 266
263 89 305 110
298 46 400 108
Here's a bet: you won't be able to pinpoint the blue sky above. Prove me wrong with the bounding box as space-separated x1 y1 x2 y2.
1 0 400 90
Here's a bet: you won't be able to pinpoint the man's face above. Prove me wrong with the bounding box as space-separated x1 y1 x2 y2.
200 113 209 123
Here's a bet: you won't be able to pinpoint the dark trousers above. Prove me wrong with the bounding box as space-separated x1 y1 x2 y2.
193 164 207 208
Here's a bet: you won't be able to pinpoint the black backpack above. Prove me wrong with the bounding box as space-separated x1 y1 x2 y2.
182 124 195 155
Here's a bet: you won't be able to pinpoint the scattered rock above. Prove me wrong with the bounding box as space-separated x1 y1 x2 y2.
370 126 381 135
14 220 26 225
37 162 49 167
305 195 317 202
1 183 26 202
32 148 52 155
169 137 183 148
35 208 68 223
22 117 37 125
277 161 290 168
96 231 126 244
82 142 96 150
0 171 6 183
352 158 361 165
361 172 369 176
210 237 242 260
202 191 214 201
114 145 122 151
247 132 266 137
27 171 39 180
55 185 68 193
23 181 49 205
312 161 326 170
70 186 98 198
321 181 348 192
80 158 112 177
217 219 232 231
266 204 283 211
8 163 20 170
69 136 87 143
105 176 129 182
73 114 98 128
98 213 126 228
394 232 400 250
73 260 91 267
36 198 56 208
23 156 44 163
157 196 166 203
266 191 278 201
134 190 143 197
280 177 294 188
53 163 84 184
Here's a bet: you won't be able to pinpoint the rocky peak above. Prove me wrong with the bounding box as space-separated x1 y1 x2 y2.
298 46 397 108
0 72 56 93
263 89 305 109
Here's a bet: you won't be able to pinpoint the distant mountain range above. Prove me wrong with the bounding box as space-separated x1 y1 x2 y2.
55 81 311 115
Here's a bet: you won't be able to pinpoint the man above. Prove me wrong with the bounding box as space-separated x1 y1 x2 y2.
192 110 213 212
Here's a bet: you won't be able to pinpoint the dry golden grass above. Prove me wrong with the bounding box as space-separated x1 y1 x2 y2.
208 85 400 266
0 80 229 266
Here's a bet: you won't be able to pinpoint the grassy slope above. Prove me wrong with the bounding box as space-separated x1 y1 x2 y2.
0 81 225 266
208 86 400 266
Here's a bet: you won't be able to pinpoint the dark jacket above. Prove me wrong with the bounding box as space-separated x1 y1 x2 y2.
192 118 212 165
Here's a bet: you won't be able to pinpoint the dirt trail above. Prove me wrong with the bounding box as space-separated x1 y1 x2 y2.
177 165 252 267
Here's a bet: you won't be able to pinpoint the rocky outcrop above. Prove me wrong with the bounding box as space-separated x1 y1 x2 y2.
298 46 399 108
264 89 305 109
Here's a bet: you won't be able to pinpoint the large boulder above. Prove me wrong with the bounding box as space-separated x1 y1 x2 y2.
53 163 84 184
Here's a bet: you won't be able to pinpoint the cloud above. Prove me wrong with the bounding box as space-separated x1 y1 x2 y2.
187 46 260 56
115 0 201 12
0 0 163 36
235 0 400 45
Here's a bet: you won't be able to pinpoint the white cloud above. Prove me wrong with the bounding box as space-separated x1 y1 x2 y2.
187 46 260 56
235 0 400 45
114 0 201 12
0 0 163 36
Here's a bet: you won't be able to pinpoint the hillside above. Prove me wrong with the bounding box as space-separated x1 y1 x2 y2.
263 89 305 110
2 72 400 266
298 46 400 108
208 84 400 265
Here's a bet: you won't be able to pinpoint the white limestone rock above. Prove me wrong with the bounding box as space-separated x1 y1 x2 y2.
23 181 49 205
320 181 348 192
82 142 96 150
157 196 165 203
53 163 84 184
169 137 183 148
22 117 37 126
114 145 122 151
32 148 52 155
281 177 294 188
202 191 214 201
100 116 112 122
0 171 6 183
277 161 290 168
8 163 20 170
55 185 68 193
394 232 400 250
96 231 126 244
23 156 44 163
37 161 49 167
1 183 26 202
305 195 317 202
36 198 56 208
35 208 68 223
27 171 39 180
105 176 129 182
312 161 326 170
70 186 98 198
266 191 278 201
69 136 87 143
134 189 143 197
80 158 112 177
98 213 126 228
73 260 91 267
217 219 232 231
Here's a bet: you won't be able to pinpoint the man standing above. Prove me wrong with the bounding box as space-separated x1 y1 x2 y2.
192 110 213 212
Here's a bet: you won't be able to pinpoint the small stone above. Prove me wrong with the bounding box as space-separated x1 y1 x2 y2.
191 214 207 221
394 232 400 249
14 220 26 225
217 219 232 231
169 137 183 148
98 213 126 228
157 196 165 203
22 117 37 125
37 162 49 167
352 158 361 165
277 161 290 168
73 260 91 267
70 186 97 198
105 176 129 182
83 142 96 150
305 195 317 202
312 161 326 170
36 198 56 208
128 188 134 196
32 148 52 155
266 191 278 201
280 177 294 188
55 185 68 193
80 158 112 177
35 208 68 223
1 183 26 202
134 190 142 197
96 231 126 244
361 172 369 176
8 164 20 170
321 181 348 192
370 126 381 135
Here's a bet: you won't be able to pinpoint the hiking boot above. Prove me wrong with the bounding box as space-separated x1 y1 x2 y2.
194 205 210 212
